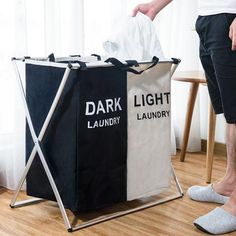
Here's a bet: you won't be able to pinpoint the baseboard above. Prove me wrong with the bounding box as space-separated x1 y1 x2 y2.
201 139 226 156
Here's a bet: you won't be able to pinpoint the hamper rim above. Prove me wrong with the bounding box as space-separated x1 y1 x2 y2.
20 58 176 69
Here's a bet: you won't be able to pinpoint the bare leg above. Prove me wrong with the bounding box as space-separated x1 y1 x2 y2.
214 123 236 196
222 187 236 216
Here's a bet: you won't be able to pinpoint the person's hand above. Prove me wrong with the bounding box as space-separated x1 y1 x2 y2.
132 0 172 21
229 18 236 51
132 2 158 20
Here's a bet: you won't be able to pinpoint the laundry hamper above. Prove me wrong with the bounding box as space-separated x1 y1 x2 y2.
10 55 183 231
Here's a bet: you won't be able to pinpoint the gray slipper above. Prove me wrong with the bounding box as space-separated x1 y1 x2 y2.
187 184 229 204
194 207 236 235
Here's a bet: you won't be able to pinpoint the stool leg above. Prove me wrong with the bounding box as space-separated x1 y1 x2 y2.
180 83 199 162
206 102 216 183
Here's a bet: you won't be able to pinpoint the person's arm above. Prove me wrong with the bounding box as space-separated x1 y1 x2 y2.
132 0 172 20
229 18 236 51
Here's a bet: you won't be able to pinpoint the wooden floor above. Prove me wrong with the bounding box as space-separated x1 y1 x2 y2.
0 152 233 236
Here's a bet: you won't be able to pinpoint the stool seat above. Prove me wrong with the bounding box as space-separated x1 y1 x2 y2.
173 70 206 83
172 70 216 183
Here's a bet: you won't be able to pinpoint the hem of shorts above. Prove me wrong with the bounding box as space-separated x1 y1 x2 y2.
215 110 223 115
214 111 236 124
225 119 236 124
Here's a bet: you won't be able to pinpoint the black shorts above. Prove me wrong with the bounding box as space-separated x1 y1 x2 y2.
196 13 236 123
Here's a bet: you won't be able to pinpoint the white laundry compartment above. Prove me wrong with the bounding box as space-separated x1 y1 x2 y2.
24 56 180 213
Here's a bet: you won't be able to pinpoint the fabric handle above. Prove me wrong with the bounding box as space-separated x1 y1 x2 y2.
105 57 159 75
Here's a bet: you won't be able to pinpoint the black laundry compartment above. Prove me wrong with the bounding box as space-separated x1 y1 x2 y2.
25 62 128 212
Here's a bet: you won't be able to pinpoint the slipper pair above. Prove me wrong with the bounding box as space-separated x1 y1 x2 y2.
188 185 236 234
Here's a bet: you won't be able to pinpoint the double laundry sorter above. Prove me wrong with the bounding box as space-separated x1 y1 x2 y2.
10 55 183 232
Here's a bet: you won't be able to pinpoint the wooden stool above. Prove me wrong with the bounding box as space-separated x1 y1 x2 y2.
173 71 216 183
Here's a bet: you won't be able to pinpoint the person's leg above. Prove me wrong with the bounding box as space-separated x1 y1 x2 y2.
211 17 236 195
214 123 236 196
194 42 236 199
223 185 236 216
189 14 236 199
198 53 236 197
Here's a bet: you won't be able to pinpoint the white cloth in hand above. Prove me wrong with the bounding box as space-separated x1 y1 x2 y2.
103 12 164 61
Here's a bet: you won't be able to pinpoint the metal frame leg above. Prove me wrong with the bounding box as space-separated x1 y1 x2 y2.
171 163 184 196
10 59 73 231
